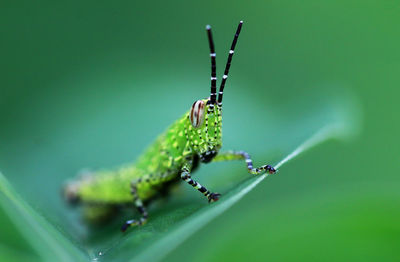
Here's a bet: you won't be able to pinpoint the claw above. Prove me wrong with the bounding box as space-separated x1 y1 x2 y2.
121 219 138 232
208 192 221 203
266 165 276 174
121 222 130 232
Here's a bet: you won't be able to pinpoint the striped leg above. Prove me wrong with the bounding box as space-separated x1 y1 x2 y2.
181 165 220 202
212 150 276 175
121 180 148 232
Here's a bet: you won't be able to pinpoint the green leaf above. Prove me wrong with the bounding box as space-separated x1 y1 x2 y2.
131 124 346 262
0 173 88 262
0 89 358 261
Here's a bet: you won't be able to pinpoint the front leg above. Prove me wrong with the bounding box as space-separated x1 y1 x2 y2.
181 164 220 202
212 150 276 175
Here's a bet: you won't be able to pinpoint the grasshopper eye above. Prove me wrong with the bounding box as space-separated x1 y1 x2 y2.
190 100 205 128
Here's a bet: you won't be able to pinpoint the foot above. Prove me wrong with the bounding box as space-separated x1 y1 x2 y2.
121 219 142 232
266 165 276 174
208 192 221 203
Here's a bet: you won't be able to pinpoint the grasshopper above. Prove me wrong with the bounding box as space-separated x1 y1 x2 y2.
63 21 276 232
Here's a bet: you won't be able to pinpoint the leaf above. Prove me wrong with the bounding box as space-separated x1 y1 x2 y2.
0 86 360 262
0 102 355 262
0 173 88 262
123 122 351 262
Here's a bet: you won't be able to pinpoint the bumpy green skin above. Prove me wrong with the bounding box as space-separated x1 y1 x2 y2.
68 99 222 205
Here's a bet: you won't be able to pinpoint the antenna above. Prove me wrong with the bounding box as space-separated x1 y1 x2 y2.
206 25 217 107
218 21 243 106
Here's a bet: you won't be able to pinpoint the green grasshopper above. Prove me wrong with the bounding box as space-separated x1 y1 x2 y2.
64 21 276 232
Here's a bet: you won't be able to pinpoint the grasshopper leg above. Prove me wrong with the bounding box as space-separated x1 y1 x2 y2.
181 164 220 202
212 150 276 175
121 180 148 232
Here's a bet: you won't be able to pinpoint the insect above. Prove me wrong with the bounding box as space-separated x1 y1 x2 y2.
63 21 276 232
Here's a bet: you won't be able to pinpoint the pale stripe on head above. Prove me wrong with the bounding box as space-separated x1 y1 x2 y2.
190 100 205 128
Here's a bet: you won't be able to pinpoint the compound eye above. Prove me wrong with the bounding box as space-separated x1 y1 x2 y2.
190 100 205 128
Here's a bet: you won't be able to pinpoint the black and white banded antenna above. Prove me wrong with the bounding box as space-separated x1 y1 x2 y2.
218 21 243 107
206 24 217 108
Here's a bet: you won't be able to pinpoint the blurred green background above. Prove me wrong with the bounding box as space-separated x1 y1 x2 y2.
1 0 399 261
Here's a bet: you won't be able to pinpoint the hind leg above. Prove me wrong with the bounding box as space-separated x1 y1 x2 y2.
121 180 148 232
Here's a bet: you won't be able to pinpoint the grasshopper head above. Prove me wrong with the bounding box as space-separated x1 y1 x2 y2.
187 98 222 163
186 21 243 163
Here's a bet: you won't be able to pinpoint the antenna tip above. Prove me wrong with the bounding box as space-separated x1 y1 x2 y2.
239 20 243 24
206 25 211 30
